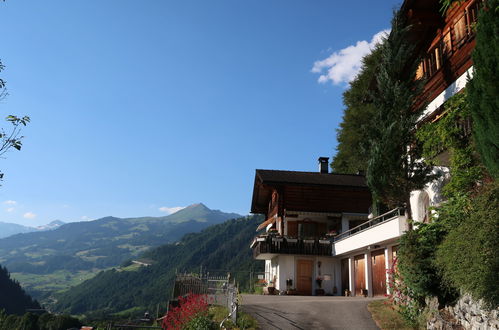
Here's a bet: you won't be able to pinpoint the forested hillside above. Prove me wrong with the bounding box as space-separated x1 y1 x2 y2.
52 215 264 318
0 265 40 315
0 204 240 299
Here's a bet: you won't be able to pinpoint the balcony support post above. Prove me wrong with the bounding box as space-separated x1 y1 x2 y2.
365 252 373 297
348 257 355 295
385 246 393 295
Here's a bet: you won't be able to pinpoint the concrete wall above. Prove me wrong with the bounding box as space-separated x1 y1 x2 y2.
276 255 294 291
333 216 407 256
410 166 450 222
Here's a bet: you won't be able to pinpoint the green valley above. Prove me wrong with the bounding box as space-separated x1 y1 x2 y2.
51 215 264 318
0 203 241 301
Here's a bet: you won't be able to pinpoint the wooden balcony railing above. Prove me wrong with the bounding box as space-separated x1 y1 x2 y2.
251 236 332 258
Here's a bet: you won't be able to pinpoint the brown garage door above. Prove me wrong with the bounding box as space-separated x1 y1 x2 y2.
371 249 387 296
354 254 365 296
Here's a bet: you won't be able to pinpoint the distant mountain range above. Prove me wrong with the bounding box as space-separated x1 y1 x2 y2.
52 215 264 317
0 203 241 298
0 220 65 239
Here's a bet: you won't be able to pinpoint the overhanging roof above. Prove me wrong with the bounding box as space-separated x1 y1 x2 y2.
250 169 370 214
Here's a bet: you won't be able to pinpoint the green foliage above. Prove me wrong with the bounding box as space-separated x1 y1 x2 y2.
438 0 462 14
366 10 433 210
435 182 499 308
0 265 40 315
416 92 483 196
184 315 215 330
331 45 382 174
52 216 264 317
0 59 30 182
0 311 82 330
467 0 499 178
397 221 456 308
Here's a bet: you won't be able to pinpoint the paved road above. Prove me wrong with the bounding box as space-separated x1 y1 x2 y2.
241 294 381 330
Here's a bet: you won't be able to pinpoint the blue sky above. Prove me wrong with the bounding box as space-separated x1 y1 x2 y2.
0 0 400 226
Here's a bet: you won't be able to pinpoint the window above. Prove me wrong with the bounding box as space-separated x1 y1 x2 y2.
442 31 452 55
466 1 481 35
421 46 443 78
298 222 317 238
454 14 467 47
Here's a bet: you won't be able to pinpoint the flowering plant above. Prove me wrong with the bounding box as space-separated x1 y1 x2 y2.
162 294 210 330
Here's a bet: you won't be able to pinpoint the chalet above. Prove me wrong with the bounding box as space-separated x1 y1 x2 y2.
250 0 479 297
250 158 406 296
404 0 480 221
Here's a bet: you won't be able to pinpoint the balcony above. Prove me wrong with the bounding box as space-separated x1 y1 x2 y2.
333 208 408 256
251 236 332 260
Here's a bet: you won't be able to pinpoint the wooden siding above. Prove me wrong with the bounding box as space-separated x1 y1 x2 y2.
371 249 387 296
282 185 371 214
410 0 479 114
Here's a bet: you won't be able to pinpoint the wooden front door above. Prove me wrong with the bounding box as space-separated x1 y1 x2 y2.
354 254 366 296
296 259 313 295
341 258 349 294
371 249 387 296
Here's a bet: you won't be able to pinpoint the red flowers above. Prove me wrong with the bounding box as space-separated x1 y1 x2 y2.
162 294 210 330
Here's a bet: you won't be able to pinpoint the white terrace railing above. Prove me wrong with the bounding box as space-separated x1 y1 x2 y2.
333 208 406 243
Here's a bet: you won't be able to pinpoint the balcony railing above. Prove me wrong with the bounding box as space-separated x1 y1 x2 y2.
334 208 405 243
251 236 332 259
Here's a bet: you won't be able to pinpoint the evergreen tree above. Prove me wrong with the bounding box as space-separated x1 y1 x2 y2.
366 10 434 216
0 265 41 315
468 0 499 178
331 45 383 174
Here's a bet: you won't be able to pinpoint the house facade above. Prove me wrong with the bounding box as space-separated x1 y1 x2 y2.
406 0 480 221
250 159 407 297
250 0 479 297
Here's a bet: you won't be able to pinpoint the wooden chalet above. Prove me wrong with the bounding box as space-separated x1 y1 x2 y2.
249 0 481 298
405 0 481 222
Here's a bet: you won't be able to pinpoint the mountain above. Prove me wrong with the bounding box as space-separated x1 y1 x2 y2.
0 222 37 238
0 204 241 298
0 220 66 239
0 264 41 315
52 215 264 318
35 220 65 231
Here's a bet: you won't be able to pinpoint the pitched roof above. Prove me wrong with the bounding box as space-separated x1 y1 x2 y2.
255 169 367 187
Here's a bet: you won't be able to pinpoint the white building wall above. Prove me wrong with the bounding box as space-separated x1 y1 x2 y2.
334 216 408 256
316 257 337 294
276 255 294 292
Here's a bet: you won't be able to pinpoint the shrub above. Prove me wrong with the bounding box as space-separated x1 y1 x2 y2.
436 182 499 308
162 294 210 330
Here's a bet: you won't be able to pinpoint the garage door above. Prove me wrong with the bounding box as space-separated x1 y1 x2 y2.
371 249 386 296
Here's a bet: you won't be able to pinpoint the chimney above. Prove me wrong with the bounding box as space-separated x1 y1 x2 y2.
318 157 329 174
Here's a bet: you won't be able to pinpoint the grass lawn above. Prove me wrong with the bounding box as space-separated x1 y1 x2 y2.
368 299 420 330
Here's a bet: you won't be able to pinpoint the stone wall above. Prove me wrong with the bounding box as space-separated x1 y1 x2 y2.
427 294 499 330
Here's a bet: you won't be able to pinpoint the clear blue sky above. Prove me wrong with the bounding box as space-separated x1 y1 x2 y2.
0 0 401 226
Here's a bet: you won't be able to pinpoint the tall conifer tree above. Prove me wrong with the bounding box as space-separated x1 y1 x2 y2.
468 0 499 178
366 10 433 217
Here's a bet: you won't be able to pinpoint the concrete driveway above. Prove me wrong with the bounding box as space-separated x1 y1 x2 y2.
241 294 381 330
